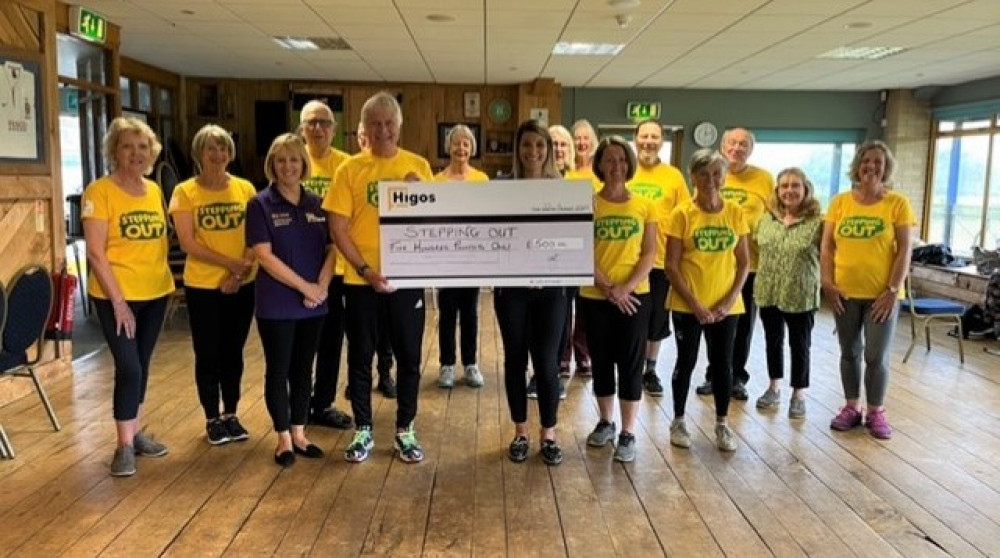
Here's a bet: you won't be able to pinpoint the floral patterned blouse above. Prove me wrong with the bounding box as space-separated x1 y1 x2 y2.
753 211 822 313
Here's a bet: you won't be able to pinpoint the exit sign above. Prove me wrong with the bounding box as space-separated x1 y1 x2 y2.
627 102 661 121
70 6 108 45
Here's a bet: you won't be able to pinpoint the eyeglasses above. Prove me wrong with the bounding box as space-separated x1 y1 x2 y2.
303 119 334 129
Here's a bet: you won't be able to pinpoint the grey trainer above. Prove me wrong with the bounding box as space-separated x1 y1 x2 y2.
669 418 691 448
716 424 738 452
755 388 781 410
134 432 168 457
111 446 136 477
613 432 636 462
586 420 616 447
464 364 484 388
438 365 455 388
788 397 807 419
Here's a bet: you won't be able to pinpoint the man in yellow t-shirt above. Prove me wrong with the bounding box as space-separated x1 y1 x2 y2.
626 119 691 397
696 127 774 400
298 100 357 430
324 92 433 464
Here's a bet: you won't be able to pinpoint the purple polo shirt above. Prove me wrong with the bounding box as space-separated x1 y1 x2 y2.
246 185 330 320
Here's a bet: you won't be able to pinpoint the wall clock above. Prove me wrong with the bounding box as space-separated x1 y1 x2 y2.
693 121 719 147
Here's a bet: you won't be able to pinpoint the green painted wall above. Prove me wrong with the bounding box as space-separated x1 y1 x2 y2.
561 87 882 164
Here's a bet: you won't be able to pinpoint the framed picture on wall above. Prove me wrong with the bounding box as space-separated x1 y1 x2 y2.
0 49 46 171
438 122 482 159
197 83 219 117
463 91 481 119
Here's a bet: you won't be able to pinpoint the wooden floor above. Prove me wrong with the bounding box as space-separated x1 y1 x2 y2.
2 292 1000 557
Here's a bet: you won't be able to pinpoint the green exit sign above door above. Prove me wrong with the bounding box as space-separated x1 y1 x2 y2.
70 6 108 45
627 102 661 122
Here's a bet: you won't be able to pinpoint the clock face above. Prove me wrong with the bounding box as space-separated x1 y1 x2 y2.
693 122 718 147
489 99 512 124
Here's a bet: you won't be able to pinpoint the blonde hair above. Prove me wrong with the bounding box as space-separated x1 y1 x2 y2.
548 124 576 172
572 119 598 164
769 167 821 220
848 139 896 187
190 124 235 173
264 133 311 184
102 116 162 175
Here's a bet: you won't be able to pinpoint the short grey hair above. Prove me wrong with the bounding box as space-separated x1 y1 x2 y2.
721 127 756 151
688 148 729 176
446 124 477 156
361 91 403 127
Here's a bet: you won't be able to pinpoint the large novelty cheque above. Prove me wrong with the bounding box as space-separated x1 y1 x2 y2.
378 179 593 288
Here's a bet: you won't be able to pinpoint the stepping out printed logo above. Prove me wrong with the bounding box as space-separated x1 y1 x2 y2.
838 216 885 238
119 211 166 240
692 226 735 252
595 216 640 241
196 203 244 231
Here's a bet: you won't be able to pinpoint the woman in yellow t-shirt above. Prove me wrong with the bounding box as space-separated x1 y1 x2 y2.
821 140 915 440
82 117 174 477
434 124 489 390
579 136 657 463
168 124 256 446
664 149 749 453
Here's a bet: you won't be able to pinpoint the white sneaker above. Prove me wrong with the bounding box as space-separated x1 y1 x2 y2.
716 424 738 452
438 365 455 388
669 419 691 448
464 364 484 388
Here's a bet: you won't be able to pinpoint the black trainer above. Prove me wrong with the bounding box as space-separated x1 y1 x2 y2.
377 377 397 399
526 376 538 399
311 407 353 429
508 435 529 463
223 415 250 441
206 418 230 445
695 380 713 396
731 382 749 401
642 371 664 397
540 439 563 466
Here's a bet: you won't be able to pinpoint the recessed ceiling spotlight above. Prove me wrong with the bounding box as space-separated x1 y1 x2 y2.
817 46 905 60
607 0 640 8
426 14 455 23
181 9 195 15
845 21 872 29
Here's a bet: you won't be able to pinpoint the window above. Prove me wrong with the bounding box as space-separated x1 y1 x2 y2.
926 113 1000 253
748 130 863 210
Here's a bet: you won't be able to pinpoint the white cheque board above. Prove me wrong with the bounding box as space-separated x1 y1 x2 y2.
378 179 594 288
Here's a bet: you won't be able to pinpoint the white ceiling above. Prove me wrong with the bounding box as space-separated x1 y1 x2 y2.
79 0 1000 90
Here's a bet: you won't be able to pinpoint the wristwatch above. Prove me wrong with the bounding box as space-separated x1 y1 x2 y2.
355 263 371 276
886 285 899 295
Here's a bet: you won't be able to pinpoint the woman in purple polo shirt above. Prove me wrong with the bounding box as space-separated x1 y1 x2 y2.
246 133 336 467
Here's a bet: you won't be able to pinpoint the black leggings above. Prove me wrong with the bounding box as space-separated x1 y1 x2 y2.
257 316 324 432
672 312 738 418
186 283 255 419
343 286 425 429
438 287 480 366
580 295 650 401
494 287 568 428
93 296 168 421
759 307 814 389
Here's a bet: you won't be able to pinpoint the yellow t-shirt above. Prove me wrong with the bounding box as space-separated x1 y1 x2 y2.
627 162 691 269
81 176 175 301
826 190 916 299
665 200 748 314
434 167 490 182
304 148 351 198
306 148 350 275
580 194 658 300
566 167 603 192
323 148 433 285
721 164 774 271
168 176 258 289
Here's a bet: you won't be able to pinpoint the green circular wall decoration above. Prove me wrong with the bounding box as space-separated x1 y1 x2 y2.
489 99 512 124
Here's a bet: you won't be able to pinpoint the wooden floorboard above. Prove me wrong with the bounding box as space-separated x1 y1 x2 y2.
2 292 1000 557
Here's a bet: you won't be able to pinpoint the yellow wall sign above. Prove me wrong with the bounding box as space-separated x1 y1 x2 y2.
627 102 661 121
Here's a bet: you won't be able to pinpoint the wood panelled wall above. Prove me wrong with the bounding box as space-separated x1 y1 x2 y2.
182 78 562 184
0 0 68 406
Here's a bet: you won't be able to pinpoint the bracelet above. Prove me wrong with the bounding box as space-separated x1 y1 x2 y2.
355 263 371 276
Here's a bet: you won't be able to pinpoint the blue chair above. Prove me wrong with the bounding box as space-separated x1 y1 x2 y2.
900 275 965 364
0 265 61 458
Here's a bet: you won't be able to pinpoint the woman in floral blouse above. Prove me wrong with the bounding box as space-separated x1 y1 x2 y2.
752 167 822 418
